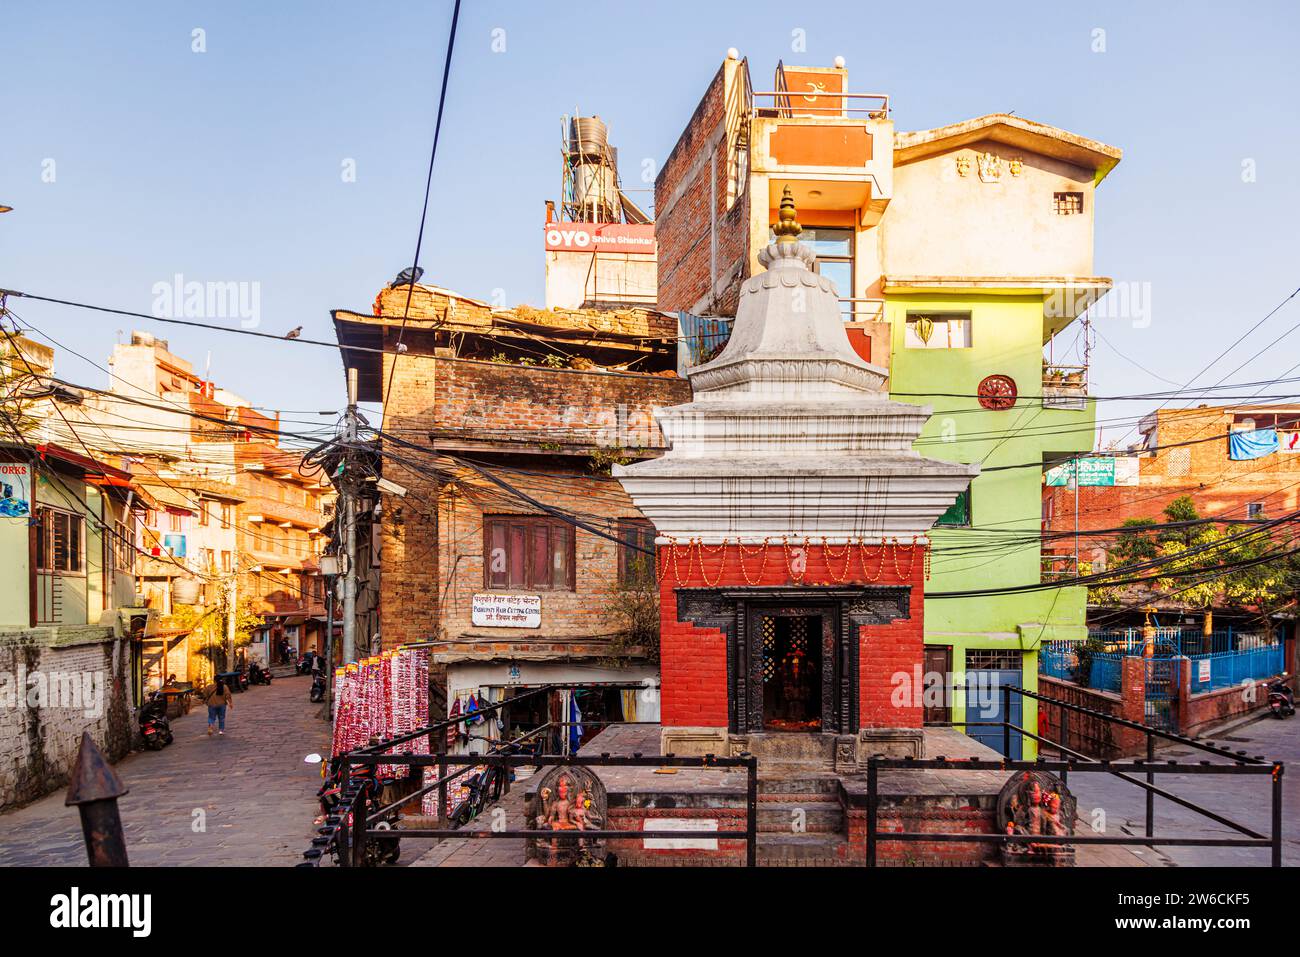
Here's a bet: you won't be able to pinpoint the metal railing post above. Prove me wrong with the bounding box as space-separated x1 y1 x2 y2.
1145 733 1155 841
337 762 352 867
745 755 757 868
1059 705 1070 786
351 782 368 867
1001 683 1012 757
1272 762 1284 868
437 727 449 830
866 757 878 867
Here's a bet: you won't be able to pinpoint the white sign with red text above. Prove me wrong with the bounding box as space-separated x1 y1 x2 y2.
472 593 542 629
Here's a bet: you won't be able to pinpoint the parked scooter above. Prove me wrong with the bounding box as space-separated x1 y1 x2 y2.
297 651 317 675
1268 677 1295 718
248 662 273 686
317 755 400 865
138 690 174 750
310 671 327 703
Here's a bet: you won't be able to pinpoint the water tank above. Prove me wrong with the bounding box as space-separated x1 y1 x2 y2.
569 116 608 161
573 163 617 221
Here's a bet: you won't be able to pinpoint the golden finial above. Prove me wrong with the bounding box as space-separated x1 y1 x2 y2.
773 185 802 243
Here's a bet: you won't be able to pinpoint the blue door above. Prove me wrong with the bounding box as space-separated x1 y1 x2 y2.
964 664 1023 759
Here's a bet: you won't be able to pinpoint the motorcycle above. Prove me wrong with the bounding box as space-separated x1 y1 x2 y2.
310 671 326 703
296 652 317 675
248 662 273 686
1268 678 1295 718
138 690 174 750
317 758 400 866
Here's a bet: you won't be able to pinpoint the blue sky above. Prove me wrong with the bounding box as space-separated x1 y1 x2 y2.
2 1 1298 435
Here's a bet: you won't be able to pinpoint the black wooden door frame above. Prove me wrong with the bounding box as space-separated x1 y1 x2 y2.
674 585 912 736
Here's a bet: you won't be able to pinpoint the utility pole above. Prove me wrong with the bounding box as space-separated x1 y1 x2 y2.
341 367 359 664
226 573 237 672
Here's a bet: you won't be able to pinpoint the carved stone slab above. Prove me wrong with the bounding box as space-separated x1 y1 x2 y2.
528 765 609 866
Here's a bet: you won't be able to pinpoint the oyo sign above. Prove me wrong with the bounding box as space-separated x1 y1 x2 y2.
544 222 656 254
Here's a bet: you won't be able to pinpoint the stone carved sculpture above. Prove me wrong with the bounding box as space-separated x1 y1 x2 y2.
529 765 608 866
997 770 1076 866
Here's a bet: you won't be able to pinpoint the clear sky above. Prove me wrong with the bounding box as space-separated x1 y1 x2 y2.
2 1 1297 437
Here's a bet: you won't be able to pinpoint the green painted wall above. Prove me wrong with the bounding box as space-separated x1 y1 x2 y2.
887 293 1098 756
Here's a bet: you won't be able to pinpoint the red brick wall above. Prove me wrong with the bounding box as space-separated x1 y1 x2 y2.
655 62 752 317
846 805 998 866
1038 675 1146 758
606 806 747 866
657 542 926 730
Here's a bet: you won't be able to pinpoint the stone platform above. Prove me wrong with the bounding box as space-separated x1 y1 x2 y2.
525 724 1016 866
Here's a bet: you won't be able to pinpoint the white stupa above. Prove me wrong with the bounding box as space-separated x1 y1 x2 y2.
615 186 978 543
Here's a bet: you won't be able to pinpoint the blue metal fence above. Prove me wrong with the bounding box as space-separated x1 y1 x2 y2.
1089 653 1124 693
1188 644 1285 693
1038 641 1076 681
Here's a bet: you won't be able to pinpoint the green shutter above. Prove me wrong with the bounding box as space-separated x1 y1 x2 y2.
936 488 970 527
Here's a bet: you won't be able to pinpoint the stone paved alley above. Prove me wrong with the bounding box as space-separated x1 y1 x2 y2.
0 675 329 867
2 669 1294 868
1066 714 1300 867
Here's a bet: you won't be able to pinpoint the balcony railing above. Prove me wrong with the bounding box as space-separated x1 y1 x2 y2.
840 298 886 322
751 90 890 119
1042 364 1088 410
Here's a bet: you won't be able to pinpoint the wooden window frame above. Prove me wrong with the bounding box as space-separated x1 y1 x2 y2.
617 518 657 586
482 515 576 591
1053 191 1084 215
35 505 85 575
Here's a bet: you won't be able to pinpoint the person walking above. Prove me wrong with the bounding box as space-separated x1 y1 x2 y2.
203 675 234 736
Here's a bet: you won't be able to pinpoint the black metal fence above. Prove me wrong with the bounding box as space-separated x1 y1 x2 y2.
303 681 1284 868
300 682 759 867
866 684 1284 867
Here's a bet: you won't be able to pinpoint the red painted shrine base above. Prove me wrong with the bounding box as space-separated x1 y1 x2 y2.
657 541 927 733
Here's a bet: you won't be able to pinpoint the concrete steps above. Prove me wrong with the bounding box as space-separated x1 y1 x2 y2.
757 801 843 833
752 768 849 860
756 833 850 865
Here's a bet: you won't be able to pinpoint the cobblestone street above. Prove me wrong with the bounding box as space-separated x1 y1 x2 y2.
1066 714 1300 867
0 675 329 867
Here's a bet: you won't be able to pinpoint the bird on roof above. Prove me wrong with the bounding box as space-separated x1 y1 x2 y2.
391 266 424 288
284 326 302 340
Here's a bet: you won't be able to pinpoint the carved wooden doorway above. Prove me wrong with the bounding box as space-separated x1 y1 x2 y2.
746 603 840 734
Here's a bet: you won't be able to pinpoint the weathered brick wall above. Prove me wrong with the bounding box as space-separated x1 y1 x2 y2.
376 350 689 653
655 62 751 317
846 804 998 866
434 466 653 642
606 806 748 866
431 357 689 450
657 543 926 730
0 626 133 809
1038 675 1143 758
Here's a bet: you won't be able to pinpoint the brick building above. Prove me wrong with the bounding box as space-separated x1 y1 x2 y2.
46 332 331 678
1042 404 1300 638
651 53 1121 755
1044 405 1300 559
334 281 690 743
